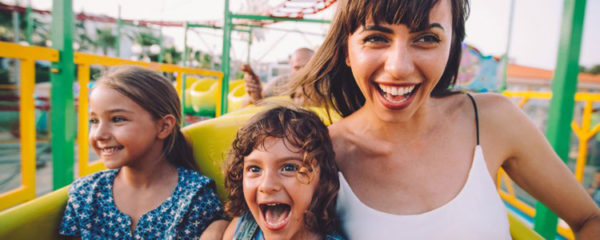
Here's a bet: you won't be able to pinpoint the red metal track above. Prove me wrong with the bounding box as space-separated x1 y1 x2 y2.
0 1 336 28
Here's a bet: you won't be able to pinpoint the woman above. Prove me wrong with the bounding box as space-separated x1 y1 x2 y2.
291 0 600 238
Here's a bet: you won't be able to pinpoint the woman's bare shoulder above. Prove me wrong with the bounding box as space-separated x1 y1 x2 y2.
470 92 523 125
328 121 353 166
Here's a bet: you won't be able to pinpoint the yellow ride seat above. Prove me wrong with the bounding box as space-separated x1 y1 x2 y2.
0 105 543 240
189 78 218 117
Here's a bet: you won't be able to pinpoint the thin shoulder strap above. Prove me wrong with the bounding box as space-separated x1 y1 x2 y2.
465 93 480 145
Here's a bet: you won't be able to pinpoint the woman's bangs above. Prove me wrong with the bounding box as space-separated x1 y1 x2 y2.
346 0 441 32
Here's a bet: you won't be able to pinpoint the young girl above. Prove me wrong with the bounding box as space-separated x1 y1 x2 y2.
222 106 343 240
59 66 225 239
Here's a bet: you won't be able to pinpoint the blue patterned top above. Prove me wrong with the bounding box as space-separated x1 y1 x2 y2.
59 167 225 240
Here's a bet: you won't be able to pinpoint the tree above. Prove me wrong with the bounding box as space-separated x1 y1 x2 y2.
95 27 117 56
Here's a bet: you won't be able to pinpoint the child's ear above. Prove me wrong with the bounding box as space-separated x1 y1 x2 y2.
157 114 176 140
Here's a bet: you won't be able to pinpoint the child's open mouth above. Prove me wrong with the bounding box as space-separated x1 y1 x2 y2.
259 203 291 231
100 145 124 155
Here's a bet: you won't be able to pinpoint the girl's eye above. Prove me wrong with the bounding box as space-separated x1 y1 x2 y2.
282 164 299 172
363 35 389 45
112 116 126 123
89 118 99 124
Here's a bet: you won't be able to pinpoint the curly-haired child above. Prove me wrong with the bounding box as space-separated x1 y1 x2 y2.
222 106 344 239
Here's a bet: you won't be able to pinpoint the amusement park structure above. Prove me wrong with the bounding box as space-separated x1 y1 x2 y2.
0 0 593 239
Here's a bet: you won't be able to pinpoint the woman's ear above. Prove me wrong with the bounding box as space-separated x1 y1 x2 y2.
157 114 176 140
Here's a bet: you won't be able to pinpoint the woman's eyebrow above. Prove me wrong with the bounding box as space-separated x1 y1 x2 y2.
411 23 445 33
361 25 393 34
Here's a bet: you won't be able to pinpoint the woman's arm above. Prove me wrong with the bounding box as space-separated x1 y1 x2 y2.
479 94 600 238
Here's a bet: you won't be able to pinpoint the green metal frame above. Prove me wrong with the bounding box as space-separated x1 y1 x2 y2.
25 5 33 45
534 0 587 238
116 6 121 57
500 0 516 91
50 0 76 189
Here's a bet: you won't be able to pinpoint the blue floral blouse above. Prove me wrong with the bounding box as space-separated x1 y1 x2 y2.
59 167 225 239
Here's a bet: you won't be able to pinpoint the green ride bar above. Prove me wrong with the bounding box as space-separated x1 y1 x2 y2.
220 0 232 116
534 0 587 239
50 0 76 189
26 5 33 45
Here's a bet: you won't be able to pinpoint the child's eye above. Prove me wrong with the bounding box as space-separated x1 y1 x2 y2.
282 164 299 172
112 116 127 123
89 118 99 124
247 166 261 173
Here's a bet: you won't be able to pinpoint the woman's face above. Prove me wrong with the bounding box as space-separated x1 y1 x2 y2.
346 0 453 122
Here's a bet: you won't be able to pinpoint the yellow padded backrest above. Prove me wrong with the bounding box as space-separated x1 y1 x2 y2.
182 108 261 201
0 186 68 240
0 105 544 240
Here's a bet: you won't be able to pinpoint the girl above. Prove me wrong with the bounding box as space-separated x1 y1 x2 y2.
291 0 600 238
222 106 343 240
59 66 225 239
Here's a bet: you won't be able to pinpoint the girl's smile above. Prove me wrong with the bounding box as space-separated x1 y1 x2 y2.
88 85 166 169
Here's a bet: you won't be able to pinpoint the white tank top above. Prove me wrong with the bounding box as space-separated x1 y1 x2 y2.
335 145 511 239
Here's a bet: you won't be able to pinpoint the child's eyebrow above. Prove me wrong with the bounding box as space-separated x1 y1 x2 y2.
106 108 134 114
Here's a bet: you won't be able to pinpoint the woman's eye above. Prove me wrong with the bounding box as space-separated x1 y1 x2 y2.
363 35 389 44
282 164 299 172
415 34 440 44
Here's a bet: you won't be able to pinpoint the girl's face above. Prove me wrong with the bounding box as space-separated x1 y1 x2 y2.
345 0 453 122
243 137 319 240
88 85 166 169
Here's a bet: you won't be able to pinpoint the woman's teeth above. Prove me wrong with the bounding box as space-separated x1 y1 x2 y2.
379 85 415 97
377 84 419 103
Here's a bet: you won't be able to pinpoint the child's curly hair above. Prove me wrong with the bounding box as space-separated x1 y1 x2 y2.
224 106 339 236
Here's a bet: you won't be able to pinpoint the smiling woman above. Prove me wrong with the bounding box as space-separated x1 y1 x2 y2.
290 0 600 239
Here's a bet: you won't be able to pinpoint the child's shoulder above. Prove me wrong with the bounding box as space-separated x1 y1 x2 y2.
178 167 215 188
68 169 118 196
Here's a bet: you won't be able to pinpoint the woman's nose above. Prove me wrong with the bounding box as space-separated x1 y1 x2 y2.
258 170 282 194
384 42 415 79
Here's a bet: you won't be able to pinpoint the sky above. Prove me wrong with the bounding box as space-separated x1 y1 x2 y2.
3 0 600 70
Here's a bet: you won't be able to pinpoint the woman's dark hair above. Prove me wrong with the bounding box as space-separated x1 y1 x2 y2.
96 66 197 171
224 106 339 236
290 0 470 117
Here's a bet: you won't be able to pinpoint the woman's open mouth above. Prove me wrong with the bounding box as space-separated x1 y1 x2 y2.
375 83 421 109
259 203 291 231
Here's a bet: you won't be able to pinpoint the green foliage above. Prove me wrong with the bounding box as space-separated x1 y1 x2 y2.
95 27 117 55
163 46 182 64
581 64 600 75
129 29 160 46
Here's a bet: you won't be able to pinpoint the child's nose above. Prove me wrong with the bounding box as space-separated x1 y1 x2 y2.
90 123 111 141
258 171 282 194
